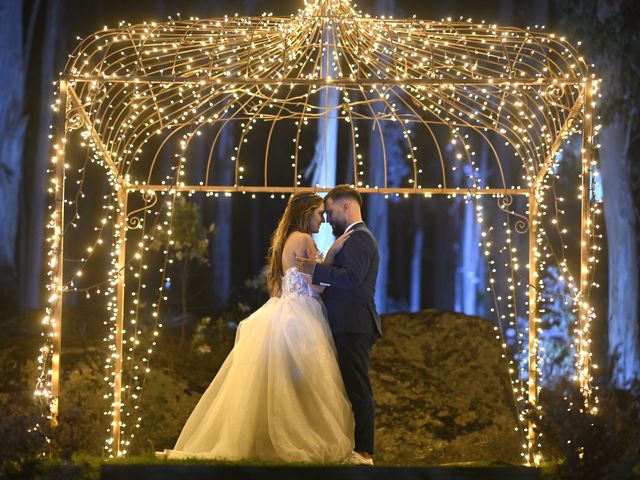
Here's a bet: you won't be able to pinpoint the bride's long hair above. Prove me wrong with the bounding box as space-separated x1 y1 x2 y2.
267 192 323 295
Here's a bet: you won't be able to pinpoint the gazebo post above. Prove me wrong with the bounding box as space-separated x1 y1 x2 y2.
112 187 128 456
579 79 594 406
50 79 68 427
527 190 539 464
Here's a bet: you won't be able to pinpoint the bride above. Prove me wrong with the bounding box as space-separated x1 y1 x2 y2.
158 192 355 462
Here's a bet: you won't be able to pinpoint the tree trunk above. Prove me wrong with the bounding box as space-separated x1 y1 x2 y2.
308 16 339 254
476 143 489 318
179 254 191 350
410 199 423 312
367 194 389 313
20 0 63 311
601 116 640 387
0 1 27 301
433 203 456 311
211 124 234 305
456 181 481 316
594 0 640 388
456 142 490 316
208 0 240 303
364 0 400 314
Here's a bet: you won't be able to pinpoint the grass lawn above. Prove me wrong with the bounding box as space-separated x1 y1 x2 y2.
4 454 554 480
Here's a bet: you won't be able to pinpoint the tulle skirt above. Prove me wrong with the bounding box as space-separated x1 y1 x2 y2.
159 294 355 462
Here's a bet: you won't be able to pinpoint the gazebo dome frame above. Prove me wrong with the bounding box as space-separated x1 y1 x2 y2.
38 0 598 464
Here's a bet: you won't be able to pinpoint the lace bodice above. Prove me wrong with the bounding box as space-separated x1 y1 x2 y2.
282 268 320 298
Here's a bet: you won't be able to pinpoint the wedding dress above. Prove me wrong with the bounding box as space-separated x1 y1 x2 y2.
158 267 355 462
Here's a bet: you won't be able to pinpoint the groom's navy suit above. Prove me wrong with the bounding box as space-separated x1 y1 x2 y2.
312 222 381 454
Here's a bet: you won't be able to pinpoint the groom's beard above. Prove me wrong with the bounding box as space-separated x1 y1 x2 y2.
331 222 345 237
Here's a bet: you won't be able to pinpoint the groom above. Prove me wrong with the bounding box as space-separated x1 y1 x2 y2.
297 185 381 466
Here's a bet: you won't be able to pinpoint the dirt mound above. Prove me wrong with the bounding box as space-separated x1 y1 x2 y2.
371 309 524 465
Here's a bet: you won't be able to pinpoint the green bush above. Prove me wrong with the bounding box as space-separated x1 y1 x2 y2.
540 384 640 479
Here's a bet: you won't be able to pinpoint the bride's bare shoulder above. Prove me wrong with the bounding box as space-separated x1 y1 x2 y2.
284 231 315 251
287 230 312 240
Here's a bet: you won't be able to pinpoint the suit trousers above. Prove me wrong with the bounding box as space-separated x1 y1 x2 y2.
333 332 377 454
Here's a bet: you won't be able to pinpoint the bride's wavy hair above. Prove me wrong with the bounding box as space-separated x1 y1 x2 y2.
267 192 323 295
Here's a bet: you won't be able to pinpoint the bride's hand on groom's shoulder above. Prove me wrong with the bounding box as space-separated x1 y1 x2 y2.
297 231 352 273
326 230 353 261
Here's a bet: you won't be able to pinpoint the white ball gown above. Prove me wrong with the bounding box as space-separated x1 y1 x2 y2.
158 267 355 462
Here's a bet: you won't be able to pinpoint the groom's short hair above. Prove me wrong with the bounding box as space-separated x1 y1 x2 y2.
325 185 362 207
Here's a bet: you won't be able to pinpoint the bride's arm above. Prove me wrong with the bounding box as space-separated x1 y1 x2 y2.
296 234 326 294
295 231 353 284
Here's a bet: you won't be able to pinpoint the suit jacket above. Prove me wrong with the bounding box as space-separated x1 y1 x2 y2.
312 222 382 337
